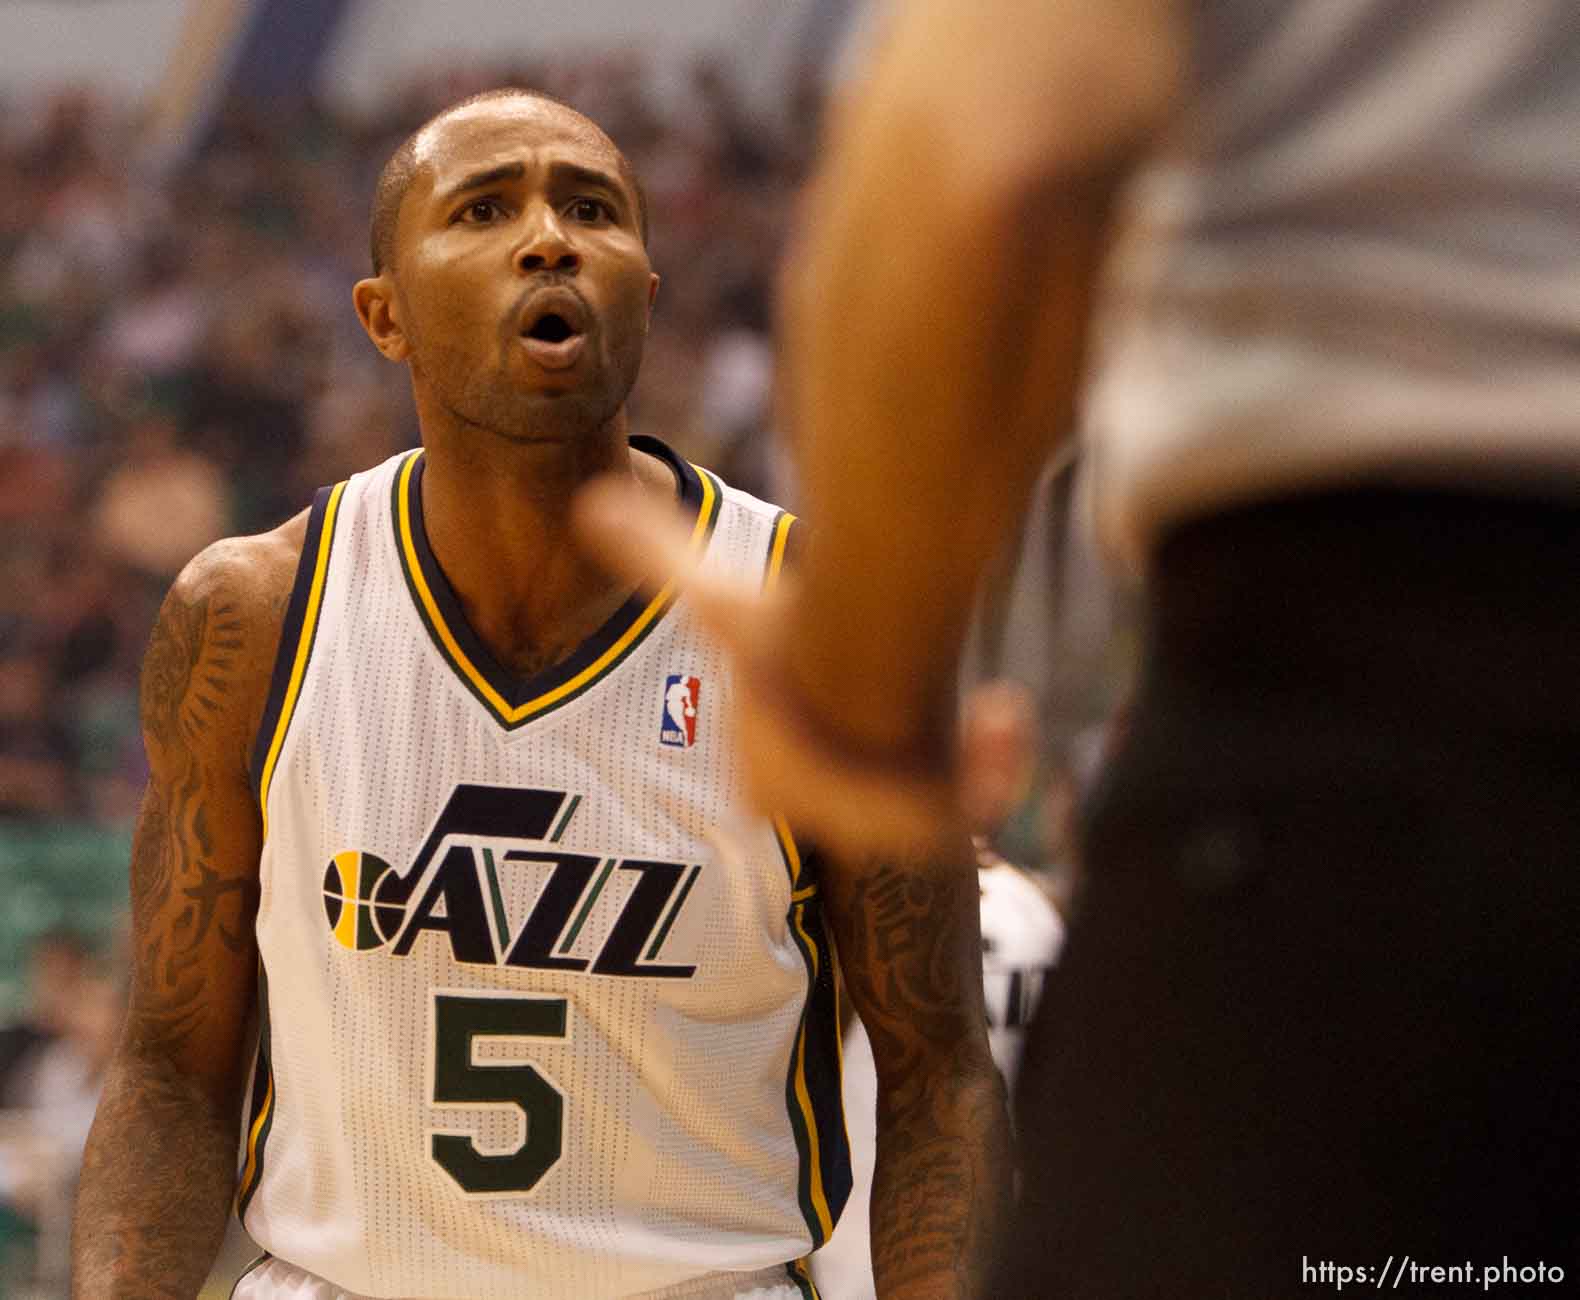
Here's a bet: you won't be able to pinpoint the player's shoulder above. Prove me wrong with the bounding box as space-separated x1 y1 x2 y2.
166 510 309 629
633 434 795 531
701 466 808 567
141 510 313 766
711 473 792 524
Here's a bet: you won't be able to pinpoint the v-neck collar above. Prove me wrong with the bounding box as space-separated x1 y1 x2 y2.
390 435 722 731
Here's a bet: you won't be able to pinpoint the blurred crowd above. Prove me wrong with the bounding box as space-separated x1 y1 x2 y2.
0 54 818 832
0 928 118 1292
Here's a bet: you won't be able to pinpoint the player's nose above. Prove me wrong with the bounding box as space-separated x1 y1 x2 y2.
515 205 580 275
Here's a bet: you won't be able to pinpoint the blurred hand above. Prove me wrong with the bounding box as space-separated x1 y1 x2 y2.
574 478 1036 859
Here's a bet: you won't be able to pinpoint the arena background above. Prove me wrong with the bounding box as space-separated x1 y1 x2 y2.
0 1 1126 1293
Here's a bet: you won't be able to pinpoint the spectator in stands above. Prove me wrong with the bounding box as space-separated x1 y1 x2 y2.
1 960 121 1293
90 416 231 580
0 929 93 1108
0 645 78 820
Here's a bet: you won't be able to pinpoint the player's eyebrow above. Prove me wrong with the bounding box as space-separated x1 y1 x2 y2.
439 161 526 203
436 159 629 215
546 161 624 197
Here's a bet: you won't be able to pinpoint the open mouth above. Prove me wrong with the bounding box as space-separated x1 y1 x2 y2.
517 302 588 371
525 313 576 344
518 293 594 371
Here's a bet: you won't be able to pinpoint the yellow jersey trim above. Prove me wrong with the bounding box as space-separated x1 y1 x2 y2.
235 1070 273 1209
766 510 797 589
790 898 835 1242
257 479 345 840
775 814 846 1244
393 450 719 728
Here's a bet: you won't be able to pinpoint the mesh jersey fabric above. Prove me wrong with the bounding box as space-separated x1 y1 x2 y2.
236 440 846 1299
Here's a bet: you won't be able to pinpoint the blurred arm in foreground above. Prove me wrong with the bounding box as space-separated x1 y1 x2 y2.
578 0 1181 858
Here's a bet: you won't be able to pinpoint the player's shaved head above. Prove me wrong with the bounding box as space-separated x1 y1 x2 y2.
368 87 648 276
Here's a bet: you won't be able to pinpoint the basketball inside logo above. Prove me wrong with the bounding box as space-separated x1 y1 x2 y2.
322 850 400 950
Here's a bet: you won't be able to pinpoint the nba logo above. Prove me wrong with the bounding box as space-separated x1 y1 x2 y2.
660 675 701 748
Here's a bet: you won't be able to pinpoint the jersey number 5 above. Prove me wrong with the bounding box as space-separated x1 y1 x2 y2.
431 993 567 1195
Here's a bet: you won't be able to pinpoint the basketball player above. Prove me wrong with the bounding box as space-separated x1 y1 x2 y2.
578 0 1580 1293
70 90 1008 1299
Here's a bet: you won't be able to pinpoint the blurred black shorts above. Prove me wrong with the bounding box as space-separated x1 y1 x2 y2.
1000 489 1580 1299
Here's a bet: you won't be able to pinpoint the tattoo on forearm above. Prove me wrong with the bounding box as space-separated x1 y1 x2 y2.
881 1139 974 1270
837 859 1012 1299
73 1054 241 1299
871 1074 1009 1298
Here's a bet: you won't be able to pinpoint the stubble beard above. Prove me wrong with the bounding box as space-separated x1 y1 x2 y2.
438 338 643 447
449 382 622 445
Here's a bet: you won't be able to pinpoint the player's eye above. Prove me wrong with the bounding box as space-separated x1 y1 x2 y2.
456 198 506 224
567 197 611 224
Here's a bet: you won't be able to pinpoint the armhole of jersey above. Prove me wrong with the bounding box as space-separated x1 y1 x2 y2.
234 960 276 1224
761 509 850 1245
227 1251 273 1299
249 480 347 837
785 1257 821 1299
775 816 852 1248
762 509 799 591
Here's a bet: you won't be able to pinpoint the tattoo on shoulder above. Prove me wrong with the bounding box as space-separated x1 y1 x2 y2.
127 556 270 1053
141 592 245 749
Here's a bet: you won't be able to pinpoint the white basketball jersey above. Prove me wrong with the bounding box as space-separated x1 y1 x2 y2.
237 439 846 1300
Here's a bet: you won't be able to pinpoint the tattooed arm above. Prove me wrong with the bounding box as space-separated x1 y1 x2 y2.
72 519 305 1299
822 838 1012 1300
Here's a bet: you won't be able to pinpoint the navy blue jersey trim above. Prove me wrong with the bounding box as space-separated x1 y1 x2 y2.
248 483 338 792
800 887 852 1235
781 848 852 1248
785 1259 820 1299
392 436 715 730
235 964 276 1221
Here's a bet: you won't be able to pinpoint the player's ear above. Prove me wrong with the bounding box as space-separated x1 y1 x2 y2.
354 275 411 361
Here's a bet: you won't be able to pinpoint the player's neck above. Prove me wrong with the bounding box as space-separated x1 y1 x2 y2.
416 419 651 680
